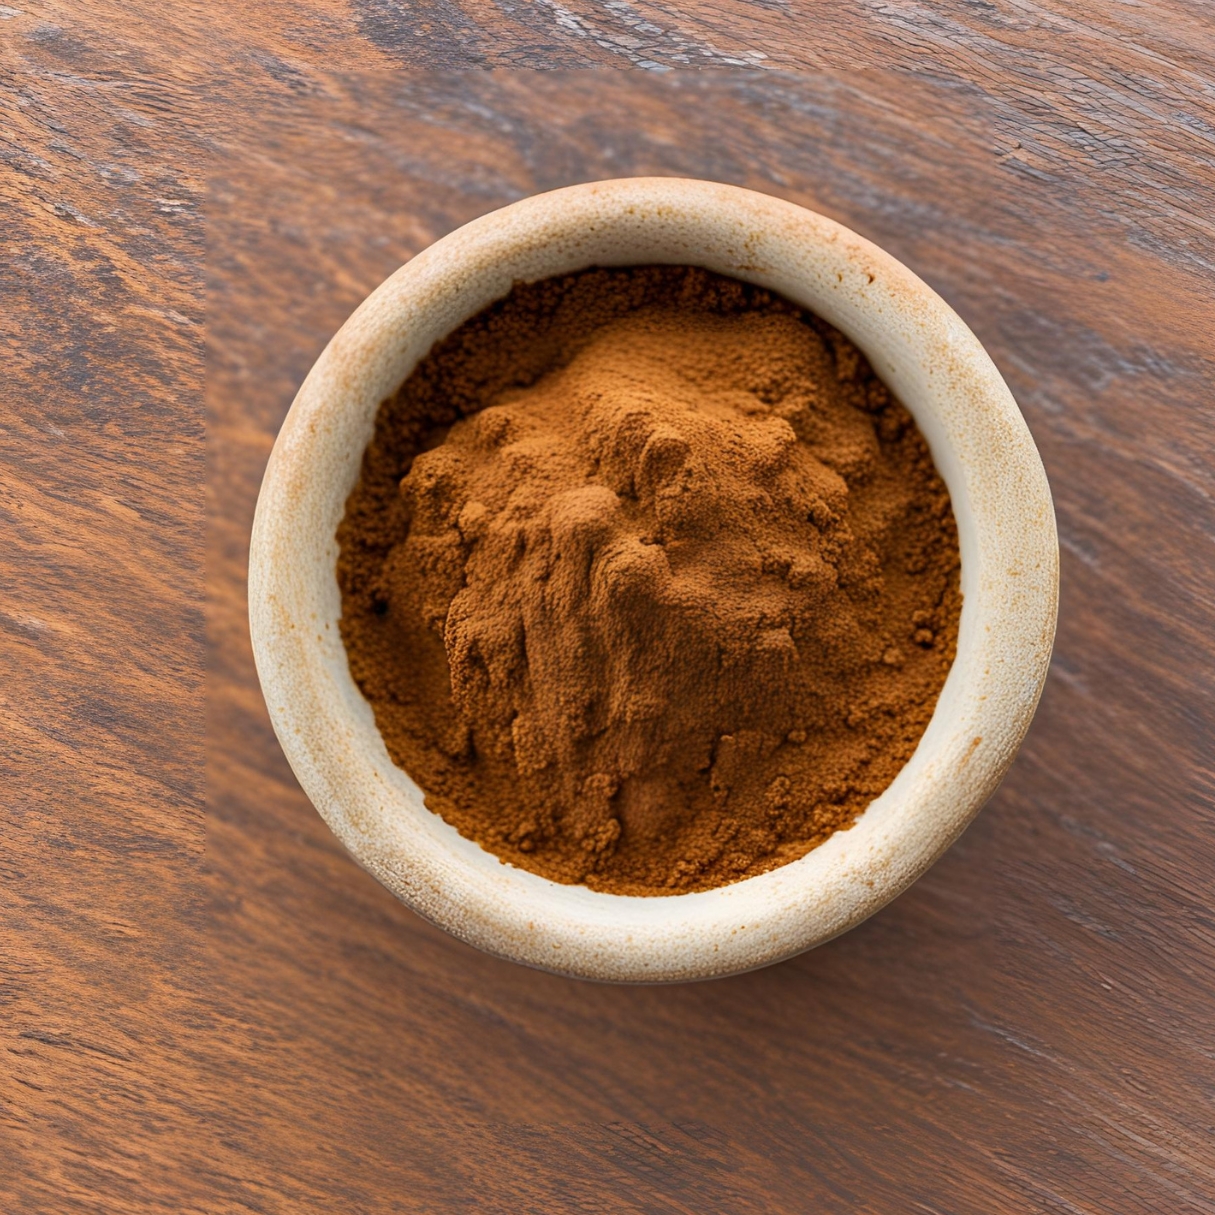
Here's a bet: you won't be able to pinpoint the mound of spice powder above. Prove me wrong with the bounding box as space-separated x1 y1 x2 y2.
337 266 961 896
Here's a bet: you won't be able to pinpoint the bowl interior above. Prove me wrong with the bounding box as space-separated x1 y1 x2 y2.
249 177 1057 982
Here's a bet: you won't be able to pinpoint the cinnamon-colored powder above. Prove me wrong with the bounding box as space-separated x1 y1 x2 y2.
337 266 960 896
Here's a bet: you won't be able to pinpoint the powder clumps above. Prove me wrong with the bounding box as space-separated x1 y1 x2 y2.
338 266 960 896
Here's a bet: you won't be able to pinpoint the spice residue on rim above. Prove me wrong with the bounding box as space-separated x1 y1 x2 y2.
337 266 961 896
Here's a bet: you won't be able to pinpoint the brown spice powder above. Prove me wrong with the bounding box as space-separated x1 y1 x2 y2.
337 266 961 896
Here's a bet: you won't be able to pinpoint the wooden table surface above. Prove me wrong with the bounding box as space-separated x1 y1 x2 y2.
4 4 1214 1212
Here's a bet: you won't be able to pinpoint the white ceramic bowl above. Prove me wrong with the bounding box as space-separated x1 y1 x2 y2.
249 177 1057 983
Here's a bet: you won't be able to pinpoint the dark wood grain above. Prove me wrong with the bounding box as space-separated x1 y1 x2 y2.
0 5 208 1209
4 4 1215 1212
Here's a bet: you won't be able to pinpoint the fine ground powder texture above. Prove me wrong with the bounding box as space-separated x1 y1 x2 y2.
337 266 961 896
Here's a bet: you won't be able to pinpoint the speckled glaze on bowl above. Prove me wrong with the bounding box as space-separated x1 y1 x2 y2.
248 177 1057 983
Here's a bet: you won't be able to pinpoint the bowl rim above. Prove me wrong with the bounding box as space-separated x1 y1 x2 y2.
248 176 1058 983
